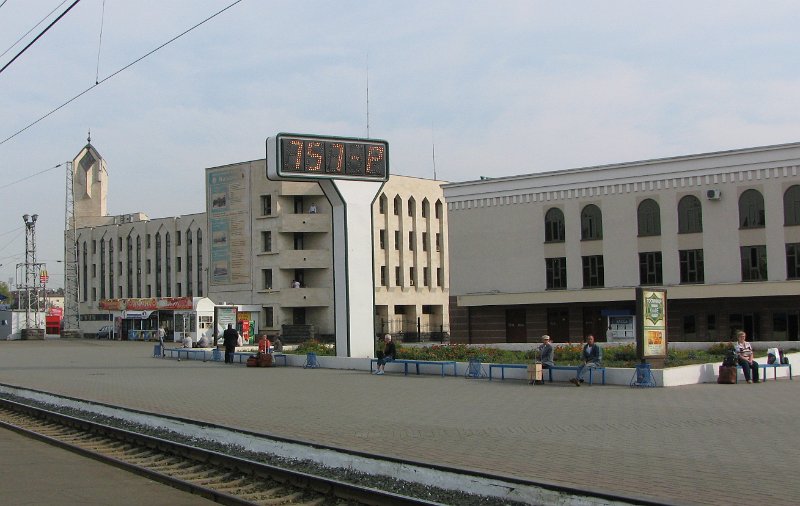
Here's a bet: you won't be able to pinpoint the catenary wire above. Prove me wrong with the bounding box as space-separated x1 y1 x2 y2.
94 0 106 84
0 0 244 149
0 1 69 60
0 0 82 77
0 162 63 190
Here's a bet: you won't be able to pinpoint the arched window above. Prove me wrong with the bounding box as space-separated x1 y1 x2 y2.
378 193 387 214
678 195 702 234
407 197 416 217
739 189 765 229
637 199 661 236
421 198 430 218
393 195 402 216
580 204 603 240
544 208 565 242
784 185 800 226
435 200 443 219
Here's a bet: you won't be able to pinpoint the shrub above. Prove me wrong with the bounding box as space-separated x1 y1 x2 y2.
294 339 335 356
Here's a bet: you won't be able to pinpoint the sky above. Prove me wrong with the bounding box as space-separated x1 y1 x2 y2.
2 0 800 289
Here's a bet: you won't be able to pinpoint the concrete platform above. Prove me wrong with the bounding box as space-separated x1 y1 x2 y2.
0 339 798 505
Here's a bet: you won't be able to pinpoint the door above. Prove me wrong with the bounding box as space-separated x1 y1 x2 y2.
582 307 605 341
293 308 306 325
547 308 569 342
505 308 527 343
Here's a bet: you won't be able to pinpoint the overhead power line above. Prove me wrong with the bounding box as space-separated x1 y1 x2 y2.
0 162 63 191
0 0 69 61
0 0 244 149
0 0 82 77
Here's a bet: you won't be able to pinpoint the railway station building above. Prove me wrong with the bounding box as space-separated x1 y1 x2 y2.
70 143 449 346
443 142 800 344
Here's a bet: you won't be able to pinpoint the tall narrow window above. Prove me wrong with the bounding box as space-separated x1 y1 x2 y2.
108 239 114 299
637 199 661 236
136 235 142 297
784 185 800 225
422 232 428 251
165 232 172 296
740 245 767 281
379 230 386 249
678 195 703 233
739 189 765 228
580 205 603 240
380 266 387 286
261 195 272 216
582 255 604 287
679 249 704 284
126 236 133 297
422 199 429 218
787 243 800 279
196 230 203 296
409 267 415 286
395 266 401 286
262 231 272 252
544 208 565 242
262 269 273 290
545 257 567 289
155 233 161 297
100 240 106 299
394 231 400 250
408 231 414 251
393 196 401 215
435 200 443 219
638 251 663 285
378 194 387 214
186 230 193 296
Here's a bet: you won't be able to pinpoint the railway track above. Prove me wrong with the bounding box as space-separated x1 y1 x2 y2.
0 397 437 506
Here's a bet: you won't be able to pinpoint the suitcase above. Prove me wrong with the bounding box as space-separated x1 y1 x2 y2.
527 363 543 385
717 365 737 384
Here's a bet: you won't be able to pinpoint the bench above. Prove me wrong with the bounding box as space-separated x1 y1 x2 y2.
273 353 288 366
369 359 457 377
488 363 527 380
736 363 793 382
547 365 606 385
163 348 210 361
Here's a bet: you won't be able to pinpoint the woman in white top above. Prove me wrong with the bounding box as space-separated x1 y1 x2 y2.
735 330 759 383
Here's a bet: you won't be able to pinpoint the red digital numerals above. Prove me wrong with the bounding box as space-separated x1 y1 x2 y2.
281 137 386 179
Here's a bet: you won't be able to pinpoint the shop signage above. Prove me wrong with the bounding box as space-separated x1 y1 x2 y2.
99 297 194 311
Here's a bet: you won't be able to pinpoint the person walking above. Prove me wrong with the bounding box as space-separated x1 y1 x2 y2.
157 326 166 358
223 324 238 364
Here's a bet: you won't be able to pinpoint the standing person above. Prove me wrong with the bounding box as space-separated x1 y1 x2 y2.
373 334 396 375
308 202 317 214
570 334 601 386
223 324 238 364
735 330 760 383
157 326 166 358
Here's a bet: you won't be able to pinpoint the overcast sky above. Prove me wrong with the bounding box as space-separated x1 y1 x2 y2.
2 0 800 289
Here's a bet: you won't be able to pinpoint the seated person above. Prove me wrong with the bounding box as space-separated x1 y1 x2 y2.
272 336 283 353
538 334 555 368
735 330 759 383
373 334 395 375
182 334 193 348
570 334 601 386
197 335 210 348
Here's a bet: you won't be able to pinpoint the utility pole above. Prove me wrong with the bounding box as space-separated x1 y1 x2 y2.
20 213 45 339
63 160 80 334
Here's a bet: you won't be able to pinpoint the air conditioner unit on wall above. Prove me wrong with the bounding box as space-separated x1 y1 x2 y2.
706 189 721 200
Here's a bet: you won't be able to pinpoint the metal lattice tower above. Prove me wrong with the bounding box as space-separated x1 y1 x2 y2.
63 160 80 331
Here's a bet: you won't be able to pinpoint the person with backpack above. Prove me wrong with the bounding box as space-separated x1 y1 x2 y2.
734 330 759 383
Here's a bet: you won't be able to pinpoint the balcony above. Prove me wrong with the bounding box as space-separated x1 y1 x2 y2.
279 249 330 269
280 287 332 307
278 213 329 233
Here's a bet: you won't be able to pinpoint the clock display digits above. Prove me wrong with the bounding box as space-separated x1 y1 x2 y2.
305 141 324 172
275 134 388 181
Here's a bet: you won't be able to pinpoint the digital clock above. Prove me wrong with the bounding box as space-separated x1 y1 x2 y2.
267 133 389 182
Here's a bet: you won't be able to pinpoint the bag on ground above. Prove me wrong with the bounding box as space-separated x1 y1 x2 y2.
718 365 737 384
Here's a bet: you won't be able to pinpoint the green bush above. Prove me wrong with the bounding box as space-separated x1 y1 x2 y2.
294 339 335 356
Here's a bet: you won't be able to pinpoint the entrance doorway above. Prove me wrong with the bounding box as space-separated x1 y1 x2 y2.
547 308 569 342
582 307 606 341
505 308 527 343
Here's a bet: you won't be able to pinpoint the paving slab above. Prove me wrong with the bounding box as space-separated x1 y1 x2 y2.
0 340 798 505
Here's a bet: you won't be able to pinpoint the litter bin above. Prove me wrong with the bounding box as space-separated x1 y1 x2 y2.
153 344 162 357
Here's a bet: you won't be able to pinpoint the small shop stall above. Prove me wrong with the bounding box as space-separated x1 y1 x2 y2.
98 297 215 343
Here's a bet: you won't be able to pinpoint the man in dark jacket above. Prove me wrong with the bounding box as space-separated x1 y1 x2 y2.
222 324 238 364
570 334 601 386
373 334 396 375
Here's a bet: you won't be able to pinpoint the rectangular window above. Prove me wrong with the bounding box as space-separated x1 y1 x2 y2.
437 267 443 287
379 198 385 214
423 267 430 287
176 231 182 246
92 264 97 278
262 269 273 290
582 255 604 288
422 232 428 252
146 285 152 297
262 231 272 252
545 257 567 289
92 240 97 254
435 233 441 252
379 230 386 250
264 307 274 327
408 231 414 251
409 267 415 286
683 315 696 336
707 314 716 331
395 266 401 286
393 199 400 215
177 282 182 296
146 234 151 248
394 231 400 250
380 266 387 286
294 232 304 250
146 259 151 274
679 249 704 284
92 287 97 301
177 257 182 272
740 245 767 281
773 312 788 340
638 251 663 285
261 195 272 216
787 243 800 279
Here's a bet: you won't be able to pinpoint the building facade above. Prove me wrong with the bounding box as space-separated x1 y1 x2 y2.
73 145 449 345
443 142 800 344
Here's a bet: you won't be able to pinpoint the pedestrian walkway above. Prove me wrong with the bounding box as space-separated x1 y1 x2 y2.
0 340 797 505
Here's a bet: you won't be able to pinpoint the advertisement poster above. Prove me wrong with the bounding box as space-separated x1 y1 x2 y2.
207 166 251 285
214 305 238 338
636 288 668 359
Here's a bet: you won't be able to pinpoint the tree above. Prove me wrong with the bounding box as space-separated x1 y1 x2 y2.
0 281 11 305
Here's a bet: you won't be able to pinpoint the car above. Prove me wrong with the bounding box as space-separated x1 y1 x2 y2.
97 325 113 339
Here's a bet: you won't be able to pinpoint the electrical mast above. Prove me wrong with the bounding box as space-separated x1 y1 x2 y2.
63 160 80 334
